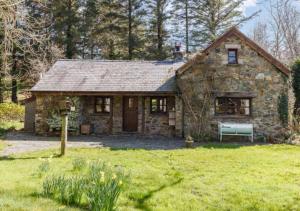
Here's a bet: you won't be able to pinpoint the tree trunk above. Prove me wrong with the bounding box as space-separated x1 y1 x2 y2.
11 47 18 103
66 0 73 59
185 0 189 53
128 0 133 60
0 74 4 103
157 0 163 60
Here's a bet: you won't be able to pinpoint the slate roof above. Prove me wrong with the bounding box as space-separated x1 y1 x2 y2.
31 60 185 93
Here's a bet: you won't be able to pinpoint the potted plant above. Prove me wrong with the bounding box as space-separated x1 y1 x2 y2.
185 136 194 148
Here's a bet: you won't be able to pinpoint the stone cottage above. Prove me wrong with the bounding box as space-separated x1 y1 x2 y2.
28 27 291 140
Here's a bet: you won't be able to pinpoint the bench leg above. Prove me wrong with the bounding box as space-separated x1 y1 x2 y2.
220 133 222 142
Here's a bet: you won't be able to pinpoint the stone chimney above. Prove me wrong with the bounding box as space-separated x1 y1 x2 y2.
173 42 184 62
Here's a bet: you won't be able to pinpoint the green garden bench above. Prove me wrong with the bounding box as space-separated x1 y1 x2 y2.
218 122 254 143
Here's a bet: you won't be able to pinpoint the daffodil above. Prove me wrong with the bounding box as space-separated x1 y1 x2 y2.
112 174 117 180
100 175 105 183
119 180 123 186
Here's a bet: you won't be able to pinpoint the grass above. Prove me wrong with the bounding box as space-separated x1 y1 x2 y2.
0 144 300 210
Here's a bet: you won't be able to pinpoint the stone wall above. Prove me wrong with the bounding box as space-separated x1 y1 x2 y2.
81 96 112 134
177 34 290 139
112 96 123 134
24 99 36 132
34 95 181 137
35 95 64 135
143 97 177 137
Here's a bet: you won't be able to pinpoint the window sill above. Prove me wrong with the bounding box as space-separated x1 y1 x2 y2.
92 112 111 116
214 115 252 119
150 112 168 116
226 64 241 66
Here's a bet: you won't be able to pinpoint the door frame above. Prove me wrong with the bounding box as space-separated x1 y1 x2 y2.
122 96 138 132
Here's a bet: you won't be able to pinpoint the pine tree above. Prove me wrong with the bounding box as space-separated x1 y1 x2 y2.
145 0 172 60
80 0 99 59
51 0 81 59
94 0 127 59
125 0 147 60
171 0 196 53
191 0 258 47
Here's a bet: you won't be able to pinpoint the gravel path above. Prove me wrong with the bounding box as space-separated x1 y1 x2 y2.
1 132 185 156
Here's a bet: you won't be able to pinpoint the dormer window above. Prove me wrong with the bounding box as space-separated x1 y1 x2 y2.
228 49 238 64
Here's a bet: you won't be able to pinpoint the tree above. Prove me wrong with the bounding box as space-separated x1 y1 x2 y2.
249 22 271 52
94 0 127 59
145 0 172 60
292 60 300 113
191 0 258 47
171 0 196 53
267 0 300 62
51 0 81 59
80 0 99 59
125 0 147 59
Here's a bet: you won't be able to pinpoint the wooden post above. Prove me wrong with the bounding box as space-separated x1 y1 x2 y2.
61 113 68 156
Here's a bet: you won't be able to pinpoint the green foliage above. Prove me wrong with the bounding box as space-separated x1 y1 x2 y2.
37 157 51 177
42 160 127 210
292 60 300 113
0 121 23 137
50 0 81 58
72 157 87 171
0 103 24 122
278 92 289 125
191 0 258 46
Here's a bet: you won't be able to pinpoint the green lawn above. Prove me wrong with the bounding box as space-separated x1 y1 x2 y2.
0 144 300 210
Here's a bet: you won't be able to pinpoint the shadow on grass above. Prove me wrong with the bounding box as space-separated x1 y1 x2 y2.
0 153 61 161
30 192 89 210
200 143 243 149
129 177 183 211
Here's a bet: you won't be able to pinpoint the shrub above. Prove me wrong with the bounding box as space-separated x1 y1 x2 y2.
278 93 289 126
42 160 127 210
0 103 24 122
72 157 87 171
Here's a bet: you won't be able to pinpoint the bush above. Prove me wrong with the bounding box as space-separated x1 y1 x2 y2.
0 103 24 122
42 160 127 210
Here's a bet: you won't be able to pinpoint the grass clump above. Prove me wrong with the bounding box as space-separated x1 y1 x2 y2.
37 157 52 177
42 160 127 210
72 157 87 171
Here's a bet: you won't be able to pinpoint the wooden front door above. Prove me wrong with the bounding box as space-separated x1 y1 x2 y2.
123 97 138 132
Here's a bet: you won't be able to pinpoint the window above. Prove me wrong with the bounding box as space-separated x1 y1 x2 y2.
228 49 238 64
215 97 251 116
128 98 134 108
151 97 167 113
95 97 111 113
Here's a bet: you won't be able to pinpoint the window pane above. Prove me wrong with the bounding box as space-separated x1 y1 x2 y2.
215 97 250 116
228 50 237 64
128 98 134 108
151 99 157 112
241 99 249 107
104 104 110 112
96 105 102 112
96 98 103 105
163 98 167 112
